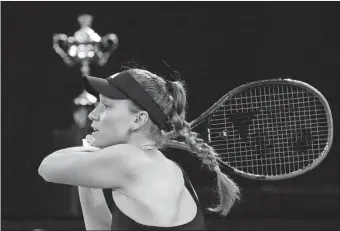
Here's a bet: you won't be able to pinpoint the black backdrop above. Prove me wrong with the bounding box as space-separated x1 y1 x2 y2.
2 2 339 221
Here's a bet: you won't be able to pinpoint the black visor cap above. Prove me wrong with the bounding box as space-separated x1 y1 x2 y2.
82 75 128 99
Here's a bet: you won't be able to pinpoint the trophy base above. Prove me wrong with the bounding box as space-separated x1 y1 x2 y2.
73 90 97 106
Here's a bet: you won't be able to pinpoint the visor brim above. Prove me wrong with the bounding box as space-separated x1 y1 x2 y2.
82 75 128 99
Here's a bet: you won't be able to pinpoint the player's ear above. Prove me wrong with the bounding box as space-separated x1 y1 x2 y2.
131 111 149 131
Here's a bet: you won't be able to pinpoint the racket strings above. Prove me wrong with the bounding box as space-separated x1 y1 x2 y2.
209 83 329 177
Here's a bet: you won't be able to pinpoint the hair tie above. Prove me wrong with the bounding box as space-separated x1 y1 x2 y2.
165 80 174 95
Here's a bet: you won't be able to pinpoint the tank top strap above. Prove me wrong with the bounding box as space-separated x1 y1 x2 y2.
172 161 202 208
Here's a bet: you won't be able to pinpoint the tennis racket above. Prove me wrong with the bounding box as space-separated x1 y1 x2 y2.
166 79 333 180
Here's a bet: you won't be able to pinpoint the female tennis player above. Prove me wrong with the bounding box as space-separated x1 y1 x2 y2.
38 68 240 230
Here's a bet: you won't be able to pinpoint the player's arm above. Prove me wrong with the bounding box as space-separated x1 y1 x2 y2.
38 144 148 189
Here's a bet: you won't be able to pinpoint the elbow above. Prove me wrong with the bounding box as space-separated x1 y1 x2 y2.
38 158 53 182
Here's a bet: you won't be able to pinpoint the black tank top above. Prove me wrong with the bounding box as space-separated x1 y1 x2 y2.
102 162 207 230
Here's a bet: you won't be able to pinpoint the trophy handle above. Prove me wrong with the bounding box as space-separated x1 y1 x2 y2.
98 33 119 66
53 33 74 66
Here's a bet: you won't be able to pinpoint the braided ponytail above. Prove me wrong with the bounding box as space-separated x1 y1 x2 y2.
166 80 241 216
126 68 240 216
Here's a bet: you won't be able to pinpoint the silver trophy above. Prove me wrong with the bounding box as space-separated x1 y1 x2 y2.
53 14 119 217
53 14 119 105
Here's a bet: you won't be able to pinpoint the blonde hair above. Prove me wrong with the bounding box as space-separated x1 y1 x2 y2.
126 68 240 216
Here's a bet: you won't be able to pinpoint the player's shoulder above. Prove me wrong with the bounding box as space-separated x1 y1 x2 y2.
98 144 153 179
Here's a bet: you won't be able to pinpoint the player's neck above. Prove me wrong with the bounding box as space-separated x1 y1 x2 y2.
127 133 157 150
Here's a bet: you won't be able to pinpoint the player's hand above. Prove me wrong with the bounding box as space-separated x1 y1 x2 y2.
84 134 96 146
81 135 100 152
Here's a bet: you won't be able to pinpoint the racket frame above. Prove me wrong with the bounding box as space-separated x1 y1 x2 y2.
166 79 333 180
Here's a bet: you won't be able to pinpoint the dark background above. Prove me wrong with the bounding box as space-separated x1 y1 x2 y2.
2 1 339 230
